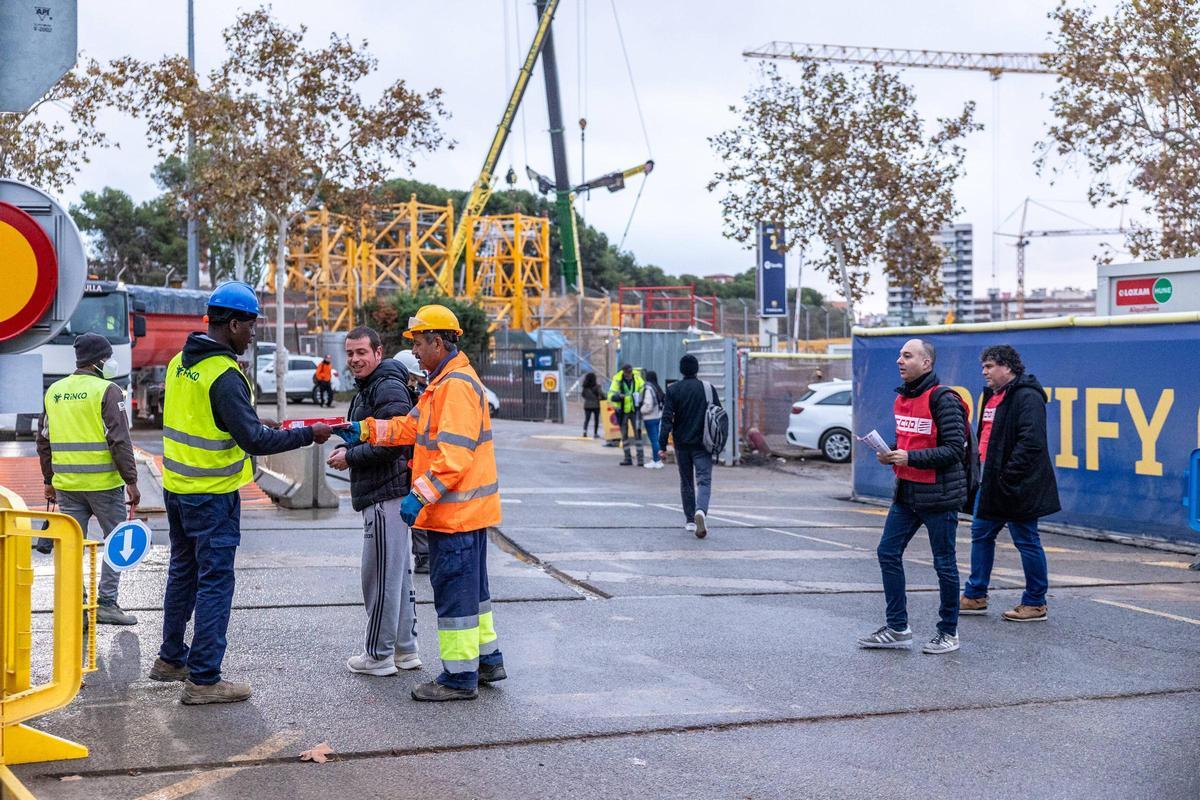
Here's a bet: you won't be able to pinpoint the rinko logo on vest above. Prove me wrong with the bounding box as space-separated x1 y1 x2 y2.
61 391 88 401
895 415 933 435
175 364 201 382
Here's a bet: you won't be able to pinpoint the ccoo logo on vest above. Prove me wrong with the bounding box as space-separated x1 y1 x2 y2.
103 519 153 571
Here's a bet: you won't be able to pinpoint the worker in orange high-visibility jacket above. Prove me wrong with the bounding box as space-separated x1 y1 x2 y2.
335 304 504 702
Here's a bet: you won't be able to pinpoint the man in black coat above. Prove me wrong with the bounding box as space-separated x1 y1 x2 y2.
326 326 422 676
858 339 968 655
961 344 1059 623
658 354 721 539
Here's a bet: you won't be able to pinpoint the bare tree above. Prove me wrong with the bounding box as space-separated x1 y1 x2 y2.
708 62 978 317
117 7 447 419
0 59 126 193
1040 0 1200 260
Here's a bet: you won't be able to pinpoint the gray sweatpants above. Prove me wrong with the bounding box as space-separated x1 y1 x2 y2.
361 497 418 660
56 487 125 602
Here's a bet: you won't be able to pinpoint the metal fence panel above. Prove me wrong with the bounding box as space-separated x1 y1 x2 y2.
477 347 563 423
741 354 852 443
618 328 690 384
684 337 739 465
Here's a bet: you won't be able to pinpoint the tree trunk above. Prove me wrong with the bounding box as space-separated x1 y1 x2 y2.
232 240 248 283
273 216 289 422
835 238 855 328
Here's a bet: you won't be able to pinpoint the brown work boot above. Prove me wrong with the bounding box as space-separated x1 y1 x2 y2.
959 596 988 616
148 657 189 682
181 679 252 705
1002 604 1048 622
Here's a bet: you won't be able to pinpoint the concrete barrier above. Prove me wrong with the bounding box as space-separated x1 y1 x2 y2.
254 441 340 510
132 447 166 513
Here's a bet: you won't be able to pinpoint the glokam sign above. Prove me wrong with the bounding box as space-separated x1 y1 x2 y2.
1115 277 1173 308
852 316 1200 543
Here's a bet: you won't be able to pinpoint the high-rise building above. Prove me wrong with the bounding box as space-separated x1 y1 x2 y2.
971 287 1096 321
886 224 974 325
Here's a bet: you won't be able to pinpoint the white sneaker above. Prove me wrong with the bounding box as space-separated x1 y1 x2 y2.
643 462 657 469
693 510 708 539
685 522 697 533
394 651 422 670
653 462 665 469
347 653 398 676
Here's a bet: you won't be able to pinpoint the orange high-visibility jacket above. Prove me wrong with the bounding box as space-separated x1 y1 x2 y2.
314 362 333 382
364 350 500 533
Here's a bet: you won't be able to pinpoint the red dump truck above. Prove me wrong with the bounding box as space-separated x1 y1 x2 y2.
127 284 211 426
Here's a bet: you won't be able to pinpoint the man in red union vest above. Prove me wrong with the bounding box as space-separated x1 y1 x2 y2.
858 338 970 655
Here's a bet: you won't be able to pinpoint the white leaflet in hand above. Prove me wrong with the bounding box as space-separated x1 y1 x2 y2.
856 429 892 456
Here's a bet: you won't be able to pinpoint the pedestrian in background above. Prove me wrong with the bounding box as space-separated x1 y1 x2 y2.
396 349 431 574
658 354 718 538
337 304 505 701
327 326 421 676
314 355 335 407
640 370 665 470
581 372 602 438
858 338 968 655
608 364 645 466
36 332 141 625
151 282 333 704
961 344 1058 623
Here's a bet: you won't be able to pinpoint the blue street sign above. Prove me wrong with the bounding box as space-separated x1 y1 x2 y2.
103 519 153 571
757 222 788 317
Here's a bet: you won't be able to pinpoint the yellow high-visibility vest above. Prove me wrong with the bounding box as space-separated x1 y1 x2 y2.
162 352 253 495
44 373 123 492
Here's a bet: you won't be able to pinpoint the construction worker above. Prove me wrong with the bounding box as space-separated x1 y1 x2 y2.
36 332 141 625
337 304 504 701
608 364 646 466
314 355 335 407
395 349 431 573
150 281 333 705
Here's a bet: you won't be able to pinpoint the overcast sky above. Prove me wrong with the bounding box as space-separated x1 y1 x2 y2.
67 0 1128 313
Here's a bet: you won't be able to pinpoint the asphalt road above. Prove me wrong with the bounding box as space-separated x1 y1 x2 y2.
13 418 1200 799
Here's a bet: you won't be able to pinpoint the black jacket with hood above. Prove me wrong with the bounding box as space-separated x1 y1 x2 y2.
343 359 414 512
975 372 1061 522
893 371 969 513
184 333 313 456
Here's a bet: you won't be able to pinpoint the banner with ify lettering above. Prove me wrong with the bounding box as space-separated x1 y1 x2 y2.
757 222 788 318
851 321 1200 543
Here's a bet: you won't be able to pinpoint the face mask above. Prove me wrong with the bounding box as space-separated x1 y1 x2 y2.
100 358 118 379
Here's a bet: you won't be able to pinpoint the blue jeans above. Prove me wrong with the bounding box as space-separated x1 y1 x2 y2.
427 529 503 690
643 418 662 463
675 446 712 522
159 490 240 685
877 502 959 635
964 494 1049 607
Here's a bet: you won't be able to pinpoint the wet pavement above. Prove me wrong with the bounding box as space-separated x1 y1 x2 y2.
12 419 1200 799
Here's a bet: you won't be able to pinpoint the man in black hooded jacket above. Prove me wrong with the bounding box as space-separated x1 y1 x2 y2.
961 344 1059 623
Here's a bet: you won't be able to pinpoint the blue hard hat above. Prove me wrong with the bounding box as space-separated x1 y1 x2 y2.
207 281 260 317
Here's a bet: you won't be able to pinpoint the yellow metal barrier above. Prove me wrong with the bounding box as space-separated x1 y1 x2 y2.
0 492 98 797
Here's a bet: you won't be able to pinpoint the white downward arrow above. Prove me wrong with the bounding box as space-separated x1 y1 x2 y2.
121 528 136 560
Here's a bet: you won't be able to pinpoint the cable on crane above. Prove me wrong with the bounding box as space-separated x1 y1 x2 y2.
609 0 651 249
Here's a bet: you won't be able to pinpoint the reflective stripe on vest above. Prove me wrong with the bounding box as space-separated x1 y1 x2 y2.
161 352 254 494
45 373 123 492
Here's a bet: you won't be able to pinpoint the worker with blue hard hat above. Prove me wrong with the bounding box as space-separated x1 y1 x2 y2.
149 281 334 705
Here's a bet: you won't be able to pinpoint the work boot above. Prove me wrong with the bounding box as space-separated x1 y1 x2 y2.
395 652 422 670
33 539 53 554
181 679 252 705
96 599 138 626
411 680 477 701
413 555 430 574
346 653 398 676
959 595 989 615
619 459 633 466
479 662 507 684
1002 604 1048 622
148 657 189 682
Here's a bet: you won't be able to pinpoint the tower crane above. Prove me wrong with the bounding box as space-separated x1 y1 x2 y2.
742 42 1055 78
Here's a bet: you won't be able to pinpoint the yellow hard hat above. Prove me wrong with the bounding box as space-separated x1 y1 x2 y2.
403 304 463 340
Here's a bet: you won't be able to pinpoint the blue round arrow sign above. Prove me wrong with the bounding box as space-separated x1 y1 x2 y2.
103 519 153 571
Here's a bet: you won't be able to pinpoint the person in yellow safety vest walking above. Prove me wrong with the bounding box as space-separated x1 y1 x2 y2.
335 304 505 702
149 281 333 705
608 364 646 466
36 332 142 625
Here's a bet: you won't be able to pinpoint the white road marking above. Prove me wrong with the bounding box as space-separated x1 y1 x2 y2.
133 730 300 800
1090 598 1200 625
537 548 868 562
500 498 523 504
556 500 643 507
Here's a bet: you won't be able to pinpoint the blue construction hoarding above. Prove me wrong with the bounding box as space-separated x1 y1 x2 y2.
852 316 1200 544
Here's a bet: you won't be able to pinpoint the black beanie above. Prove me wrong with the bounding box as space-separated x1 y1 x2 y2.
680 354 699 377
74 333 113 367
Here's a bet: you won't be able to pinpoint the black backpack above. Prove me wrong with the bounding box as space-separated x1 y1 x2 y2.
932 386 979 512
700 381 729 458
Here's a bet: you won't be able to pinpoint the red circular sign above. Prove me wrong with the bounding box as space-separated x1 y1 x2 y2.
0 201 58 341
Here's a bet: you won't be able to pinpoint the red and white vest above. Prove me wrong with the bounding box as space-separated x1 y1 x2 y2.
893 385 968 484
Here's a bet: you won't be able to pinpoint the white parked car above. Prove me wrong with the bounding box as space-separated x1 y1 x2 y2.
255 354 337 405
785 380 853 463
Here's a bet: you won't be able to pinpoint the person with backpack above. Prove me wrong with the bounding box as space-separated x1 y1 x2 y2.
326 326 421 677
858 338 970 655
658 354 723 539
640 371 665 469
960 345 1058 623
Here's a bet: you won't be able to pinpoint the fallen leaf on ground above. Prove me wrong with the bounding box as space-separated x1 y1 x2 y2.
299 741 335 763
